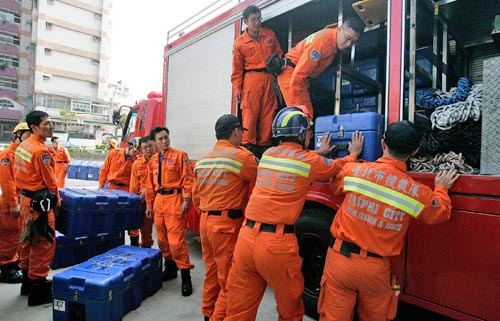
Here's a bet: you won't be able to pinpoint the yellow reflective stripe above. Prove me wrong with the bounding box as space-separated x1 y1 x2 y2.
281 111 304 127
195 157 242 174
344 176 424 217
15 146 32 163
305 33 315 45
260 155 311 177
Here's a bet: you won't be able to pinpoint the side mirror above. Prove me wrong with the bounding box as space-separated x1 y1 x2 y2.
112 110 120 124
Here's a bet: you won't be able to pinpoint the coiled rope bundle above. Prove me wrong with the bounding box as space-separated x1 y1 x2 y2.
410 151 475 174
430 84 482 130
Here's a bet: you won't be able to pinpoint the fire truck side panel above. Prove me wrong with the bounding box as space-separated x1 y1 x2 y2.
165 24 234 160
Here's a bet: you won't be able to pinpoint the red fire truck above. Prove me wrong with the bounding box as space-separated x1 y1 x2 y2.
119 1 500 319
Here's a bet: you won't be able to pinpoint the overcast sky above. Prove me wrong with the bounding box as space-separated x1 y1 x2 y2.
108 1 210 104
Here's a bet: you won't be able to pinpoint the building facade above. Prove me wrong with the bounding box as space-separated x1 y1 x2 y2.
0 0 115 144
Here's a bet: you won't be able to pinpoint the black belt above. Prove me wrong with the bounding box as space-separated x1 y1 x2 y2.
109 181 126 187
21 188 47 199
246 219 295 233
158 188 180 195
329 237 382 259
56 161 67 164
244 68 268 73
207 209 243 219
285 58 296 68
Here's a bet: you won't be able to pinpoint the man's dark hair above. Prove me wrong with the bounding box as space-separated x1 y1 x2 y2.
139 135 153 146
384 120 422 159
243 5 260 20
150 126 170 140
343 17 365 35
51 136 59 143
26 110 49 132
216 130 233 140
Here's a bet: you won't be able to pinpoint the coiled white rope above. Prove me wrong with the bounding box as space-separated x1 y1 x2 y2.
410 151 475 174
430 84 482 130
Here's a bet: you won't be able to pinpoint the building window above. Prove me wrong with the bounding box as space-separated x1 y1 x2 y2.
93 36 101 42
0 33 20 46
44 48 52 55
90 82 98 88
0 78 18 89
46 22 53 29
94 13 102 20
91 59 99 65
43 73 52 80
72 100 91 113
47 0 54 4
0 55 19 68
0 10 21 24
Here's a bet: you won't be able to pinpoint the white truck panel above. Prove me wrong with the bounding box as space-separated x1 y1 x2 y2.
165 24 234 160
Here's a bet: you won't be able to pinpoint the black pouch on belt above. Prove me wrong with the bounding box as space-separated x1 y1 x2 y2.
227 209 243 219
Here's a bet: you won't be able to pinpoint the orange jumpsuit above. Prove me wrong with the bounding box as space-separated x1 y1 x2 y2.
225 142 357 321
52 145 71 188
99 148 138 237
193 140 258 321
14 135 59 280
146 147 194 270
277 28 339 119
0 142 23 266
318 157 453 321
231 27 283 146
130 156 154 247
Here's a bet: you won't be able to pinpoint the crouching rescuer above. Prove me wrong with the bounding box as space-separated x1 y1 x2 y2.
14 110 60 306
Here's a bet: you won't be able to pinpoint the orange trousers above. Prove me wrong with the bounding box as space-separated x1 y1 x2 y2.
153 193 194 269
108 184 139 238
241 71 278 146
225 223 304 321
200 211 243 320
55 163 68 188
19 195 56 279
318 242 392 321
0 197 22 265
277 66 314 119
139 204 154 247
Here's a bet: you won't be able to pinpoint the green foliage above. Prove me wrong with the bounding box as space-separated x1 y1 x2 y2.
95 144 106 150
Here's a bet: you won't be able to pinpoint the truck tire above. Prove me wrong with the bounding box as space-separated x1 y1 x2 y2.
296 207 335 320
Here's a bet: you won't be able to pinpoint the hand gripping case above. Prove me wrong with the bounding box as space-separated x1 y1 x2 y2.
57 188 120 237
315 112 385 161
53 252 143 321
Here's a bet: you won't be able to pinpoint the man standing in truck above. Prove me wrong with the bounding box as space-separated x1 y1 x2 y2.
145 126 195 297
224 106 364 321
231 4 283 157
193 114 258 321
277 17 365 120
318 121 459 320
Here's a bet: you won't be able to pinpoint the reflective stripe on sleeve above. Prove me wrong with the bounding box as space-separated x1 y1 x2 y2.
259 155 311 177
15 147 32 163
344 176 424 217
195 157 242 174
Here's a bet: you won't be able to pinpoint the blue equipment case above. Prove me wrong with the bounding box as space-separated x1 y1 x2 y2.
102 189 142 232
104 245 163 299
67 160 82 179
315 112 385 161
57 188 120 237
53 248 144 321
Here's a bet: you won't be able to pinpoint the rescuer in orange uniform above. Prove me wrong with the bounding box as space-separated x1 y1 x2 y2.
0 122 31 284
14 110 60 306
107 138 117 152
99 137 140 245
318 121 460 321
193 114 258 321
50 136 71 188
145 126 195 296
231 4 283 157
129 136 157 248
277 17 365 119
224 107 364 321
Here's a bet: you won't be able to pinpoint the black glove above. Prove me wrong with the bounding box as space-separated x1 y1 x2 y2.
33 212 55 244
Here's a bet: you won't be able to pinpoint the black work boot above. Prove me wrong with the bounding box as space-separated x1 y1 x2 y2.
162 259 178 281
28 278 52 306
204 316 210 321
0 262 23 284
181 268 193 297
130 236 139 247
20 270 31 296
